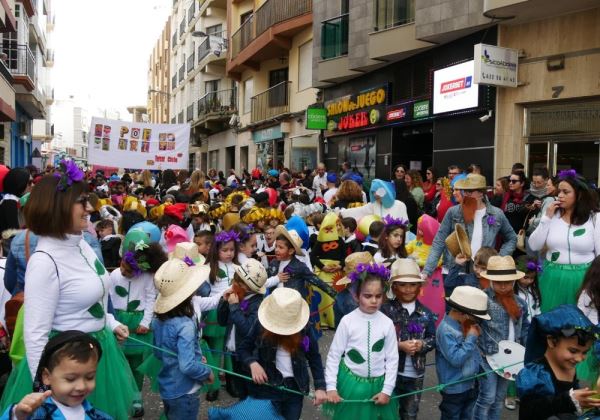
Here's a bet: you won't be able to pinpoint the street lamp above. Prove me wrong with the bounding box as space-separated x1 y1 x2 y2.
191 31 207 38
148 88 171 97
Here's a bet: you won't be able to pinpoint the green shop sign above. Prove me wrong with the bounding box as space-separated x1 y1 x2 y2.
413 100 430 119
252 125 282 143
305 108 327 130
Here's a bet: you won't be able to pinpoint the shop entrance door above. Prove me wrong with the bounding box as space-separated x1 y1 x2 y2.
527 139 600 186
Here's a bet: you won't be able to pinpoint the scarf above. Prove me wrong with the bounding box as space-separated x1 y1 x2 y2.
501 191 525 210
528 185 547 199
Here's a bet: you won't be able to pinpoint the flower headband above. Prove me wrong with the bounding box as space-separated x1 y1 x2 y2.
382 214 409 229
215 230 241 243
347 262 391 284
123 250 151 277
53 159 84 191
558 169 590 190
526 261 542 273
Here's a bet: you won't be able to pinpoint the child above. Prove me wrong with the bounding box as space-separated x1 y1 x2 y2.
152 260 215 419
237 288 327 419
332 252 373 328
516 305 600 419
308 213 325 251
194 230 213 259
444 246 498 297
109 230 167 417
362 220 384 256
324 262 399 419
341 217 361 255
257 225 276 269
381 259 436 420
374 215 408 265
576 255 600 387
2 331 111 420
96 219 121 269
234 223 258 265
436 286 489 420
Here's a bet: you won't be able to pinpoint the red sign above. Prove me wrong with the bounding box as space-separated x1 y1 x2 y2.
440 76 473 93
338 111 369 130
386 106 407 121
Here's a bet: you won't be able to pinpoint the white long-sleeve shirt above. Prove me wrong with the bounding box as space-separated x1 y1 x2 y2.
341 200 408 222
577 291 599 325
109 269 157 328
25 234 121 377
528 213 600 264
325 308 399 396
209 261 237 297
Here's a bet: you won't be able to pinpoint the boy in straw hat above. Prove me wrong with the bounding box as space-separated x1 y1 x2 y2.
380 258 436 420
436 286 489 420
473 255 530 420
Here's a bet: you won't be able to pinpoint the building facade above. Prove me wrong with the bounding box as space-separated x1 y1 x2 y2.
0 0 16 166
148 16 170 124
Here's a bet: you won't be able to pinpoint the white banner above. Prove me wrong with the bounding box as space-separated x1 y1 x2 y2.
87 117 190 170
474 43 518 88
433 60 479 115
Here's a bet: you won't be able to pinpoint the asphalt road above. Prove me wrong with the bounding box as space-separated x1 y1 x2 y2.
141 330 519 419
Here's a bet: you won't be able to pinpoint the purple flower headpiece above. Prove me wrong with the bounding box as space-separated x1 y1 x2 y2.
53 159 84 191
382 215 409 229
347 262 391 284
183 256 195 267
526 261 542 273
215 230 241 244
557 169 590 190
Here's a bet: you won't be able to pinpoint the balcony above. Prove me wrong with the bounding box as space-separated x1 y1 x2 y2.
197 31 228 69
194 88 237 133
19 0 35 17
178 111 184 123
199 0 227 17
251 81 290 124
187 1 195 24
6 44 36 91
178 64 185 83
179 18 186 38
187 52 195 73
228 0 311 79
187 104 194 121
321 14 348 60
45 87 54 105
172 74 177 90
172 30 177 48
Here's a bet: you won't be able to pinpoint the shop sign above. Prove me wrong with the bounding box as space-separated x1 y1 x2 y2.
413 100 430 119
386 104 409 122
474 43 518 88
252 125 282 143
325 84 389 117
433 60 479 115
305 108 327 130
331 107 384 132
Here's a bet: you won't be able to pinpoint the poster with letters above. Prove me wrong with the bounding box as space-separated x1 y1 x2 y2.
88 117 190 170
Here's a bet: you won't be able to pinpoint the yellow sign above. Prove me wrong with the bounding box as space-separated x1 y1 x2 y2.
326 85 388 117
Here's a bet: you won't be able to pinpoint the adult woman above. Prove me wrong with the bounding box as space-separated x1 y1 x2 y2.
393 164 408 181
394 179 419 234
422 174 517 278
405 170 425 209
0 161 137 419
184 169 208 201
140 169 155 188
426 178 444 218
528 170 600 312
341 179 408 222
490 177 509 208
423 167 438 204
330 180 364 209
0 168 31 235
159 169 178 197
501 171 530 234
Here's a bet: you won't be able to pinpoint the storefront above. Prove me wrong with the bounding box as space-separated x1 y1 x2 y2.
252 124 285 170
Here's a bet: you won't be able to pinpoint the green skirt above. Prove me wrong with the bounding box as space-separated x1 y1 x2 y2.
202 308 226 337
0 328 137 420
322 360 398 420
539 260 590 313
114 309 153 356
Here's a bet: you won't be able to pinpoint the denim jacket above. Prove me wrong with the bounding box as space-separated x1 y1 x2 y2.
380 300 436 377
423 201 517 276
152 315 212 399
1 398 112 420
267 257 337 300
216 293 262 355
237 321 326 397
4 230 104 295
479 288 530 355
435 314 481 394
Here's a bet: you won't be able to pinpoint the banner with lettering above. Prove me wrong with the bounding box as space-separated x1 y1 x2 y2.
87 117 190 170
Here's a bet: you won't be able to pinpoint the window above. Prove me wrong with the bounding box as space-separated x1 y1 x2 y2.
206 24 223 36
243 78 253 114
205 79 219 93
241 11 252 25
298 41 312 91
189 153 196 172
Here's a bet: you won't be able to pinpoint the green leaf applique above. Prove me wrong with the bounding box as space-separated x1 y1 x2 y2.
127 300 141 311
115 285 128 297
218 268 228 279
371 338 385 352
88 302 104 318
551 252 560 262
573 228 586 237
346 349 366 364
94 260 106 276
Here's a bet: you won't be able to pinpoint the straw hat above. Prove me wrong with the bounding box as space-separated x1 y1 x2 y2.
154 260 208 314
446 285 490 320
390 258 424 284
258 288 309 335
274 225 305 256
235 258 268 294
445 224 471 259
223 212 241 231
481 256 525 282
453 174 487 190
169 242 206 265
337 252 374 286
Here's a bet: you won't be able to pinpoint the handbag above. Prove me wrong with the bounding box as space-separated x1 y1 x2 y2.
516 209 534 252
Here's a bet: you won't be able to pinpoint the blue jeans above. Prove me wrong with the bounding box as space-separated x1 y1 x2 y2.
163 392 200 420
472 358 509 420
439 388 477 420
395 375 424 420
270 378 304 420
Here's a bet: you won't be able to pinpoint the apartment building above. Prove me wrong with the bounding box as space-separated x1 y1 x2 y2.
226 0 318 172
148 17 171 124
0 0 16 166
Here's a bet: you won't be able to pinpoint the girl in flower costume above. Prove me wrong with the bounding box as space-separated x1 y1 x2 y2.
310 212 346 329
109 229 167 417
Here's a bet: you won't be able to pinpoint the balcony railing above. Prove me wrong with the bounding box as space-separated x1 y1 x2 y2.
172 74 177 89
321 14 348 59
187 104 194 121
373 0 415 31
197 31 228 63
231 0 311 58
251 81 290 123
187 52 195 73
5 44 36 82
179 18 186 38
178 64 185 82
172 31 177 47
178 111 184 123
187 2 195 24
197 88 237 119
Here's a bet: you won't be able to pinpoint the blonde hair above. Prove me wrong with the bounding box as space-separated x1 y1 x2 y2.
335 180 364 203
188 170 206 194
473 247 498 267
141 170 153 188
407 170 423 189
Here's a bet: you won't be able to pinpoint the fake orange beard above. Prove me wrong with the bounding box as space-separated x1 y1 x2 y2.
231 282 247 300
461 318 479 337
479 277 490 289
462 196 478 224
495 289 521 320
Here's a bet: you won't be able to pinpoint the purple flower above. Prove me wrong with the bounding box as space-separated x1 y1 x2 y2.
558 169 578 180
239 299 249 312
407 321 424 336
55 159 84 191
486 215 496 226
215 230 241 243
301 336 310 352
123 251 142 277
526 261 542 272
348 262 391 284
64 160 84 182
183 256 195 267
382 215 409 229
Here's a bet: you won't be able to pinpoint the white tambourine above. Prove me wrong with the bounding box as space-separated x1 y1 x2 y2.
486 340 525 381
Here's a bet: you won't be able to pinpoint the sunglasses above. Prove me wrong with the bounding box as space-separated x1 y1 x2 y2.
75 195 89 207
509 179 521 184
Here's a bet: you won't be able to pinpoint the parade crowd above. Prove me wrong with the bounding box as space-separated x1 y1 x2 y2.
0 160 600 420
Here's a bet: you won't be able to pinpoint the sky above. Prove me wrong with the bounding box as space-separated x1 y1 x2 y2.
52 0 171 120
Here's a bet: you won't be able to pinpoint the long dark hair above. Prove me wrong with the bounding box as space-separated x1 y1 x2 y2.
558 176 600 226
354 273 387 301
513 268 542 309
378 225 407 259
576 255 600 312
207 239 239 284
156 295 195 321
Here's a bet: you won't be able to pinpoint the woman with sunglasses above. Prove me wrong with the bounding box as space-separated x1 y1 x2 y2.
0 160 138 420
393 164 408 181
500 171 530 239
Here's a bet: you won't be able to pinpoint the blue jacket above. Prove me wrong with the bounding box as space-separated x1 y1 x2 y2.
435 314 481 394
4 230 104 295
216 293 262 355
423 201 517 276
479 288 529 355
1 398 112 419
152 315 212 399
267 257 337 301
